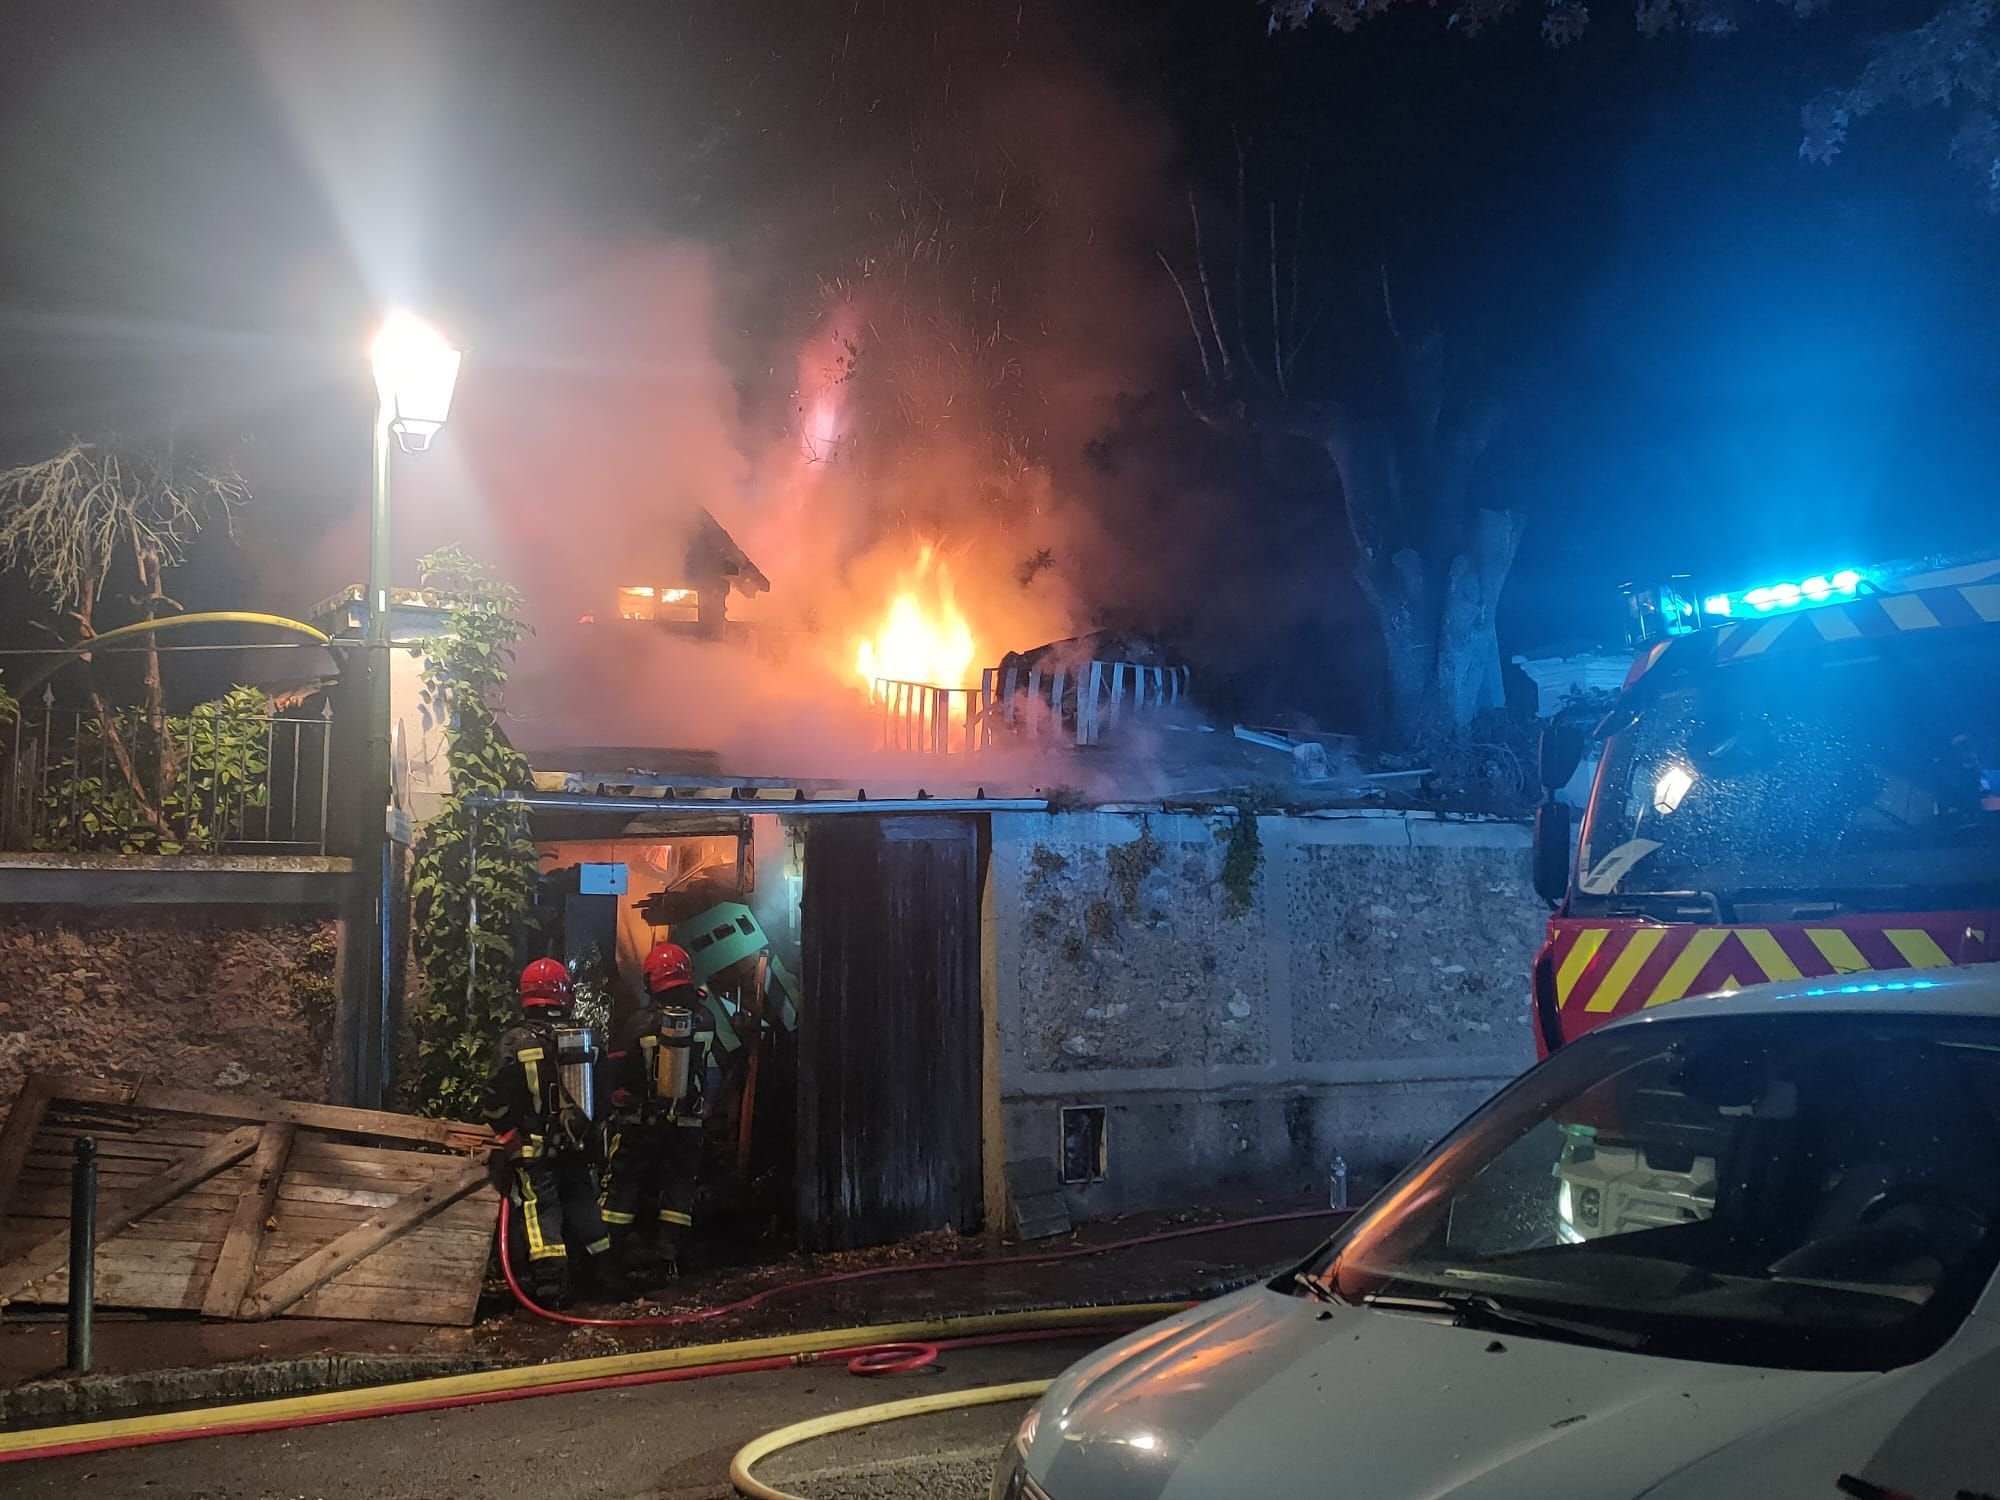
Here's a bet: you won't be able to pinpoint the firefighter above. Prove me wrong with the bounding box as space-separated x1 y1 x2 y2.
481 958 623 1307
600 940 715 1278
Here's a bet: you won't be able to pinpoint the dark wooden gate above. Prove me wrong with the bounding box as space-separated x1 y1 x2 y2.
798 814 982 1250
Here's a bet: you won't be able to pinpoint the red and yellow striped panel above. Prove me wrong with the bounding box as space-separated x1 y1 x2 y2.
1546 913 1993 1040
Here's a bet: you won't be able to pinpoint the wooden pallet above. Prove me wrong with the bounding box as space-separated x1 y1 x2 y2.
0 1075 495 1326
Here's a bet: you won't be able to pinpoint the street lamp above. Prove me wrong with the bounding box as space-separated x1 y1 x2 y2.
355 310 460 1106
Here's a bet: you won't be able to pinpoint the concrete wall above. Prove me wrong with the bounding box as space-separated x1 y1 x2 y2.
991 809 1542 1218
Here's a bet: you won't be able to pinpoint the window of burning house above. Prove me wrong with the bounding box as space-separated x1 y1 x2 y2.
1578 628 2000 907
616 585 698 622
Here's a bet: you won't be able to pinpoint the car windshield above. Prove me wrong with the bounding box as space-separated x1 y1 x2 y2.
1573 624 2000 913
1311 1012 2000 1371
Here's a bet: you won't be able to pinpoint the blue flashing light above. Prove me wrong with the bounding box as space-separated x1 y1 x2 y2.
1716 566 1868 621
1799 978 1941 999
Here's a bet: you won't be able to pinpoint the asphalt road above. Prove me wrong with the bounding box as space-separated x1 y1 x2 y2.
2 1338 1089 1500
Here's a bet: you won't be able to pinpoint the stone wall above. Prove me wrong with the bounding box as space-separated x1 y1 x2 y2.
991 809 1542 1217
0 907 339 1106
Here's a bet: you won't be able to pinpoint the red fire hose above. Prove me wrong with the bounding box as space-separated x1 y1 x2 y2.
0 1205 1347 1466
495 1196 1348 1346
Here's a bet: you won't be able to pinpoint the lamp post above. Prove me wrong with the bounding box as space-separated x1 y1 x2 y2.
357 312 461 1105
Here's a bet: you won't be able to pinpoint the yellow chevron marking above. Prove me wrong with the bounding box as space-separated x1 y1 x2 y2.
1879 594 1941 632
1555 928 1607 1008
1812 609 1862 641
1584 928 1668 1012
1736 928 1802 982
1806 928 1872 974
1646 929 1729 1006
1962 584 2000 623
1734 620 1792 657
1885 929 1954 968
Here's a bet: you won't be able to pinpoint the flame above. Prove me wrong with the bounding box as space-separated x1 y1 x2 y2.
854 547 977 693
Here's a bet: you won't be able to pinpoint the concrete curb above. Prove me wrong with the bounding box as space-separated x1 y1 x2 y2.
0 1352 497 1425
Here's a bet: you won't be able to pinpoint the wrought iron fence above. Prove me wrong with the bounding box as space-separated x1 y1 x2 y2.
0 706 334 855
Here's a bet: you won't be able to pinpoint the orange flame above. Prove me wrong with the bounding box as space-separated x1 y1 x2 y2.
854 546 977 693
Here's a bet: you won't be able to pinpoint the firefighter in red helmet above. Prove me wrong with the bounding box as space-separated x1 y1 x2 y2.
481 959 623 1306
600 940 716 1278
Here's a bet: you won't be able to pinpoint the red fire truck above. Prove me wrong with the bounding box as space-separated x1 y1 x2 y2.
1531 556 2000 1056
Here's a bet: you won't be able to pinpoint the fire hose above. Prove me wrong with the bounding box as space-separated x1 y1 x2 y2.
0 1203 1346 1467
496 1195 1347 1341
731 1380 1052 1500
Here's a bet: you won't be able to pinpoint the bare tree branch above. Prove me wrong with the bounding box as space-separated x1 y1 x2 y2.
1157 251 1216 385
1187 188 1235 385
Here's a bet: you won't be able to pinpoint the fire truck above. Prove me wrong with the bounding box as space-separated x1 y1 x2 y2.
1532 555 2000 1060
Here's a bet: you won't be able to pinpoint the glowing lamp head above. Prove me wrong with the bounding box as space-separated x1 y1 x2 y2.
1831 569 1863 593
1652 761 1695 816
371 311 462 452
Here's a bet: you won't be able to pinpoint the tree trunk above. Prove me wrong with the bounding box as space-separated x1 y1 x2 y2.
1361 508 1522 743
1435 508 1521 730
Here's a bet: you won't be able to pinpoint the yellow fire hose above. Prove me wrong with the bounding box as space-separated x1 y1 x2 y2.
729 1379 1051 1500
7 610 334 697
0 1303 1175 1465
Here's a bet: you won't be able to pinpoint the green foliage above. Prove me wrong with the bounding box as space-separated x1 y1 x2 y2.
407 547 542 1119
36 685 273 853
1216 808 1263 919
294 925 340 1047
1106 821 1165 917
568 940 615 1034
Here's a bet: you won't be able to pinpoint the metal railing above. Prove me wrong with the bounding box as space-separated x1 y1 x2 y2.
0 706 334 855
872 680 984 756
873 660 1193 756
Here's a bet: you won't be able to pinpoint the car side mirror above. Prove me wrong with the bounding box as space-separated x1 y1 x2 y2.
1533 801 1572 906
1539 724 1584 794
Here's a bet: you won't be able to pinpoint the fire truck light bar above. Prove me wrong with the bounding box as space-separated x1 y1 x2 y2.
1702 568 1867 619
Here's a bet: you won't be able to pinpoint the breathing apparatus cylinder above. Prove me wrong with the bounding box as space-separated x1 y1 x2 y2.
554 1024 599 1121
652 1008 696 1103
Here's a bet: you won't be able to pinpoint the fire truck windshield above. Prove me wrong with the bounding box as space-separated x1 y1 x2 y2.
1574 624 2000 915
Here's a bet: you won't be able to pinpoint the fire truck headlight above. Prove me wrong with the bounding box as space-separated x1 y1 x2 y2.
1652 763 1696 816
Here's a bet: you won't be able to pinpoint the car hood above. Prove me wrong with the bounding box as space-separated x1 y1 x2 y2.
1029 1286 1875 1500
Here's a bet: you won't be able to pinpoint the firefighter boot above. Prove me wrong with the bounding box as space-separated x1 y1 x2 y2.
583 1249 632 1304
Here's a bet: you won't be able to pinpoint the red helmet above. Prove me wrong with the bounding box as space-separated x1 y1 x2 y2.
518 958 572 1009
642 941 693 992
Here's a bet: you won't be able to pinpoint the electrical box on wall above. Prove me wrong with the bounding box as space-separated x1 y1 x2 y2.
578 862 629 896
1060 1105 1108 1185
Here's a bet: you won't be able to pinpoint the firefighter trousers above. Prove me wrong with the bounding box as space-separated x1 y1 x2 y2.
600 1113 702 1257
509 1152 613 1295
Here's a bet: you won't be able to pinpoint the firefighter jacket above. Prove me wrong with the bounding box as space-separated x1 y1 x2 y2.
606 986 717 1120
481 1018 588 1158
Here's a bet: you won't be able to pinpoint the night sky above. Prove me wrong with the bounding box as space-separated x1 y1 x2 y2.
2 0 1996 730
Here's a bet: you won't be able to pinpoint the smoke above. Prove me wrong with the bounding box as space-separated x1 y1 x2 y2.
237 6 1213 782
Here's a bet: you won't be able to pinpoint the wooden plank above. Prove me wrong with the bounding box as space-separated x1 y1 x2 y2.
202 1123 295 1319
289 1280 479 1326
32 1261 216 1311
26 1074 488 1151
286 1139 462 1170
0 1077 52 1217
42 1115 227 1146
240 1161 488 1320
261 1239 490 1291
282 1149 451 1180
276 1181 404 1210
0 1123 261 1301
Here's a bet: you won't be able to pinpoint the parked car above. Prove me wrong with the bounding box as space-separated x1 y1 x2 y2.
993 967 2000 1500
